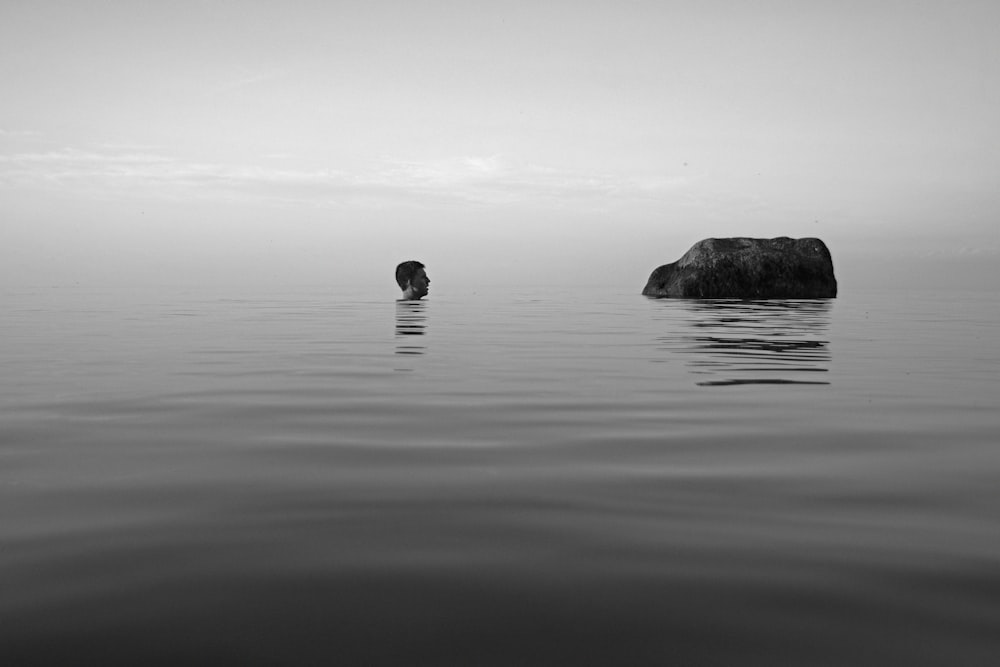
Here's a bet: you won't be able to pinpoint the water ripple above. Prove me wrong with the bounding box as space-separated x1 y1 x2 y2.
651 299 833 387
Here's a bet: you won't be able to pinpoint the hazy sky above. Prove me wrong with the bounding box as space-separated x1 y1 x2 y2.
2 0 998 291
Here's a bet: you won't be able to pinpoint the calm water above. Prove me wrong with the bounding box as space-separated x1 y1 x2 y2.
2 286 998 665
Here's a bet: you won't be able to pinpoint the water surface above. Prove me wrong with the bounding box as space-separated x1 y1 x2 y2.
2 286 998 665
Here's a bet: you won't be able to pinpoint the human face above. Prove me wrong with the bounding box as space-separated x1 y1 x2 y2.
409 268 430 299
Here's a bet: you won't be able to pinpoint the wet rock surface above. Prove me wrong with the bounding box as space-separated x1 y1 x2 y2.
642 237 838 298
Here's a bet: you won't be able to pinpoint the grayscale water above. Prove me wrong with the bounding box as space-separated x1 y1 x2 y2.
2 286 999 665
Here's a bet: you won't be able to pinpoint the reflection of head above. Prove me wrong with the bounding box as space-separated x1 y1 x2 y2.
395 300 427 356
396 260 430 300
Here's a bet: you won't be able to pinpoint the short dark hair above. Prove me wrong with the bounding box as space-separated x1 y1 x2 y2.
395 260 425 289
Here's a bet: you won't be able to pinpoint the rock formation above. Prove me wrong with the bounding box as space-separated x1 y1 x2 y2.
642 237 837 298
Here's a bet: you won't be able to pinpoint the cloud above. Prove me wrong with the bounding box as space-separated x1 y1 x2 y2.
0 146 694 210
0 128 41 138
367 155 692 207
920 245 999 258
212 67 284 94
0 148 186 197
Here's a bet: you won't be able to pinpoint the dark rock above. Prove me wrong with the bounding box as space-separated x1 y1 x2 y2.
642 237 837 298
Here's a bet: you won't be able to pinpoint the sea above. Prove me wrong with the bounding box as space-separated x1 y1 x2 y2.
2 285 998 666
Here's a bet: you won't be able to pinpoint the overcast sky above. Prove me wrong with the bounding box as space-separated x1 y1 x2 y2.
2 0 998 291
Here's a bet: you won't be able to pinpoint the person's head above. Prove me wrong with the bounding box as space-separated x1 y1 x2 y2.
395 260 430 300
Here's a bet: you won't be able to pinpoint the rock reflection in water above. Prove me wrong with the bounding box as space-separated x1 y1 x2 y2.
656 299 833 386
395 301 427 357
